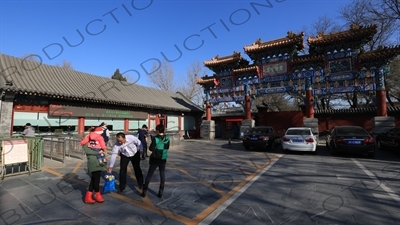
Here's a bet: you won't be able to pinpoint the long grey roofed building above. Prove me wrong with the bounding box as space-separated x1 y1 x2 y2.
0 53 203 112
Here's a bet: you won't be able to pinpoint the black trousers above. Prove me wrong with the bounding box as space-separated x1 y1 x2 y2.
88 171 101 192
119 151 143 189
142 145 148 156
143 162 166 189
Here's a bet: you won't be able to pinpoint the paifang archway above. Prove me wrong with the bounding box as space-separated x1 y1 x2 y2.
197 24 400 139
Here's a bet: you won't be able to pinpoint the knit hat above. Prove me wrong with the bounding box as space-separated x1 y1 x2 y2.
94 127 103 134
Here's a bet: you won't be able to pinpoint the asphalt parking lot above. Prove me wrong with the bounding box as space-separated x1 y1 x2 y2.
1 138 399 225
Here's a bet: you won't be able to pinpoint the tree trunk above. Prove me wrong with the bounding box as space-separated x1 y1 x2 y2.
352 93 358 108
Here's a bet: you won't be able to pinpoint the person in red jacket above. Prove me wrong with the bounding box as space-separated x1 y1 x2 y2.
80 127 107 204
81 127 108 165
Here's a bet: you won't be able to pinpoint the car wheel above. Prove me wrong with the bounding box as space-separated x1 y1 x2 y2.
367 152 375 159
330 145 337 156
269 141 275 150
312 148 318 155
376 140 381 150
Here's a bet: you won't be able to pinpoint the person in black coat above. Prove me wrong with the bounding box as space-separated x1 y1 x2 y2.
138 124 149 159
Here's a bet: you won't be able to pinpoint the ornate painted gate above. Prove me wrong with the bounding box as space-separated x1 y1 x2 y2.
197 24 400 139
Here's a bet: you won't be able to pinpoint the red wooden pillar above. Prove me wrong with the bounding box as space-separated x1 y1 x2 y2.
206 103 211 120
376 90 387 116
124 118 129 132
245 95 252 120
78 117 85 134
305 90 314 118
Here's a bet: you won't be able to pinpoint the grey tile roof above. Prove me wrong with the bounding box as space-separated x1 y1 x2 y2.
0 53 203 113
314 106 400 114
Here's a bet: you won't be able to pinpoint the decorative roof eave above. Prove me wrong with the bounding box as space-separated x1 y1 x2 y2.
291 55 325 67
243 31 305 54
359 45 400 63
315 106 400 114
4 88 193 112
233 65 258 74
307 24 378 47
204 51 243 67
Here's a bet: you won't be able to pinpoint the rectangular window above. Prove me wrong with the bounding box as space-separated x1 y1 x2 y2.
13 112 38 126
129 119 148 131
149 119 156 131
112 119 124 131
167 116 179 131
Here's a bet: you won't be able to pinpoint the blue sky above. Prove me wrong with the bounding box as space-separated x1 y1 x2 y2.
0 0 353 87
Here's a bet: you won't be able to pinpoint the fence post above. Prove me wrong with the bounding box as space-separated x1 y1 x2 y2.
62 138 66 164
50 137 54 160
66 138 70 157
39 138 43 170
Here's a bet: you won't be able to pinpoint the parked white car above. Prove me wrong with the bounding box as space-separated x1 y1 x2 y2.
282 127 317 154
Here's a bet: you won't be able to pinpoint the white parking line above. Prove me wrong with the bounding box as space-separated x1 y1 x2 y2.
352 159 400 206
199 154 283 225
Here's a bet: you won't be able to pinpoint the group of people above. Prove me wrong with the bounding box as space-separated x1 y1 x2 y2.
80 123 169 204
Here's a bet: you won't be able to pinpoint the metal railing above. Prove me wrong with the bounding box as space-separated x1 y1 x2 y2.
20 131 181 165
42 137 66 163
107 131 181 147
41 136 86 163
1 137 43 179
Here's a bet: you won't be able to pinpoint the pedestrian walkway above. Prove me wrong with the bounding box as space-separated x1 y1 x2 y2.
0 139 280 225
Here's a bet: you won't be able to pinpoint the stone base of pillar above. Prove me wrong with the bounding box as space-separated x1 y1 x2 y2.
240 119 255 138
372 116 395 135
303 118 319 143
200 120 215 140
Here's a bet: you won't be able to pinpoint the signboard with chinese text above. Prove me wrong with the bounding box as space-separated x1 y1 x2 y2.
48 105 147 119
14 105 49 113
262 61 287 76
327 58 352 74
2 139 28 165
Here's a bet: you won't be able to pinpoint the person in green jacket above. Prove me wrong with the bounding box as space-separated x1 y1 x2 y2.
82 135 107 204
141 124 170 198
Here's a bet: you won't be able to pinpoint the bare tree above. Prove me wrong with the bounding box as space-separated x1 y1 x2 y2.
21 53 40 61
55 59 74 70
249 94 298 112
299 15 343 55
339 0 397 50
369 0 400 21
311 14 343 36
147 58 176 92
178 61 206 107
385 57 400 104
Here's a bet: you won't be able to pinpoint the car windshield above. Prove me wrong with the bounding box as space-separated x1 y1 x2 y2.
248 128 272 134
286 129 311 136
336 127 368 136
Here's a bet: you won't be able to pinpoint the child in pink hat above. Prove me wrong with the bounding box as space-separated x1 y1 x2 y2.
81 127 108 165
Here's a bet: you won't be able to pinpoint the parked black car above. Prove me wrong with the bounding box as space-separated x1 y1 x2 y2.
375 127 400 154
242 126 281 151
326 126 375 158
